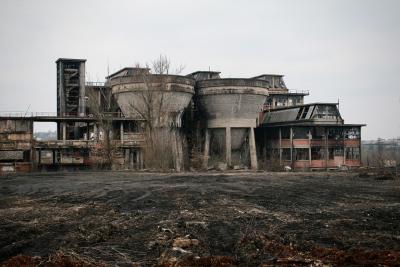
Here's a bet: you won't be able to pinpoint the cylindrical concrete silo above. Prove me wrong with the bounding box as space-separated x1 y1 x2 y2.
108 71 195 171
197 79 269 169
109 74 195 126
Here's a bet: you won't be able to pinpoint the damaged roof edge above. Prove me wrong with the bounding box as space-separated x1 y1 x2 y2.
264 102 339 112
55 58 86 63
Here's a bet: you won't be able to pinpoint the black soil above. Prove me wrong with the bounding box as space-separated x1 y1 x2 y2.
0 171 399 266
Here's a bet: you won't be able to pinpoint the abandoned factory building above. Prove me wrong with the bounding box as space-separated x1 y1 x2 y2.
0 58 365 174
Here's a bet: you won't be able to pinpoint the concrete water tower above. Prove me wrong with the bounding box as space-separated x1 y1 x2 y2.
196 78 269 169
107 68 195 170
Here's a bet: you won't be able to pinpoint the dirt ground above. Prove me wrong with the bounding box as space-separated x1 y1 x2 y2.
0 171 399 266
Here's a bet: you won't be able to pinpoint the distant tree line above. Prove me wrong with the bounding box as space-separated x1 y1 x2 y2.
362 138 400 167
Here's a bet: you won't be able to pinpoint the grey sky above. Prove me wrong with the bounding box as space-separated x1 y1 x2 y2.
0 0 399 139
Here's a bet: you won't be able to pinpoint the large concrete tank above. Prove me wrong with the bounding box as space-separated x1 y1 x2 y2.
108 71 195 171
108 74 195 126
197 79 269 169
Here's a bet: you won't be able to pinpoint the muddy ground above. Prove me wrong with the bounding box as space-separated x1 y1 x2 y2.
0 171 399 266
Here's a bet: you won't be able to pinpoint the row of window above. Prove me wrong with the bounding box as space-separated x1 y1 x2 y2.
265 127 361 140
265 96 303 107
266 147 360 160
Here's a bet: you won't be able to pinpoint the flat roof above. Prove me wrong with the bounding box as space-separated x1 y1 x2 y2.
251 74 284 79
260 122 366 128
0 116 144 122
106 67 151 79
55 58 86 63
187 71 221 76
265 102 339 112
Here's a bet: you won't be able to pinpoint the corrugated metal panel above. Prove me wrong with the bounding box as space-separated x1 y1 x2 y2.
263 107 301 124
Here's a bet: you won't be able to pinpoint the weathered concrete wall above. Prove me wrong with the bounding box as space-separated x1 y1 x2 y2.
110 75 195 127
0 120 32 133
0 150 24 160
0 119 32 164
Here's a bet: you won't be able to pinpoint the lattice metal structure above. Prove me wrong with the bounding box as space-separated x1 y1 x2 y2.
56 58 86 139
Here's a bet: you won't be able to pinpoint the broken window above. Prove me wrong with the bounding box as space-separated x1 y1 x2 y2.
281 127 291 139
266 148 280 160
311 147 326 160
312 105 340 120
294 148 309 160
125 121 139 133
310 127 325 140
301 106 310 119
346 147 360 160
344 127 360 140
293 127 309 139
328 146 343 159
281 148 291 160
328 128 344 140
265 128 279 139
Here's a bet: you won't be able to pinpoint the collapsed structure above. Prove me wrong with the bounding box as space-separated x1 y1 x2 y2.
0 58 365 174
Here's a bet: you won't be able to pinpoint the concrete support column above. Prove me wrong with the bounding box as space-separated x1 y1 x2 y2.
124 149 129 168
85 123 89 140
225 127 231 167
140 149 144 169
120 122 124 143
93 124 98 140
136 150 140 169
290 127 293 166
62 123 67 142
203 129 210 169
249 127 258 170
130 150 134 169
173 131 183 172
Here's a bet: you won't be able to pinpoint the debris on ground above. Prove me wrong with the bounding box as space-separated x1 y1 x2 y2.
0 171 399 266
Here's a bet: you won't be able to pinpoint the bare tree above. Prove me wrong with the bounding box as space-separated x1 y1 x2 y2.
151 54 185 75
86 87 118 169
127 56 187 171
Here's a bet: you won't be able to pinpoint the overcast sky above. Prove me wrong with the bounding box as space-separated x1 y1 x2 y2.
0 0 399 139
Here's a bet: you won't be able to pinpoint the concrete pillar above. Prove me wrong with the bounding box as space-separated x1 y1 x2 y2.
249 127 258 170
130 150 134 169
203 129 210 169
173 131 184 172
136 150 140 169
62 123 67 142
225 127 231 167
172 132 182 172
140 149 144 169
290 127 293 166
93 124 98 140
120 122 124 143
124 149 129 168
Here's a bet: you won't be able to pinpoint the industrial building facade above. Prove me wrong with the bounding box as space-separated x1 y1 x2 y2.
0 58 364 174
